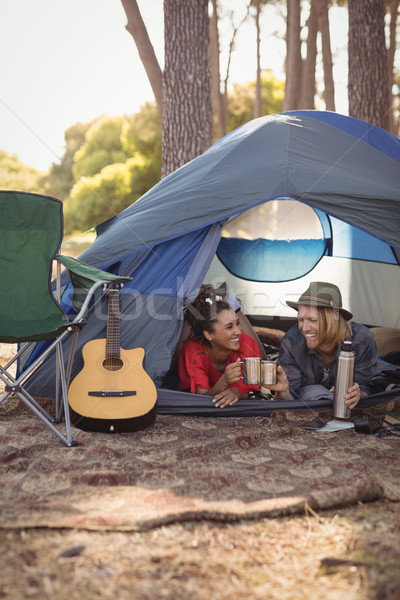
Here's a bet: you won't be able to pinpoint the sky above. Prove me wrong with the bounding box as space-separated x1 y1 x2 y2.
0 0 349 172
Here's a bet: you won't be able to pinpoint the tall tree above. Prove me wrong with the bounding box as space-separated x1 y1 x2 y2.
282 0 302 111
300 0 318 108
387 0 399 133
162 0 212 177
298 0 335 111
316 0 335 111
251 0 272 118
121 0 212 177
210 0 227 138
213 3 252 138
253 0 262 118
348 0 390 129
120 0 163 117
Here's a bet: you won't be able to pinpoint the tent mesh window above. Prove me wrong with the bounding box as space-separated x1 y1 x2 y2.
217 199 331 282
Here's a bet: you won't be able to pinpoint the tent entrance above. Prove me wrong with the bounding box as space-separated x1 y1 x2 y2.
216 199 331 282
206 198 400 328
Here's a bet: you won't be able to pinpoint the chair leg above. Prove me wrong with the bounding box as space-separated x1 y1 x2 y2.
55 328 79 423
55 342 76 446
1 345 77 447
4 386 77 447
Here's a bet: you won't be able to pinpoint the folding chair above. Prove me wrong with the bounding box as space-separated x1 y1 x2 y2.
0 190 130 446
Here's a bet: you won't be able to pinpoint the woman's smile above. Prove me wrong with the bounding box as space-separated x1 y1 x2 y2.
205 309 242 352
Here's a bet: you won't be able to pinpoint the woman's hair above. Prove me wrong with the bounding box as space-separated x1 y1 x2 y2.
184 284 231 345
317 306 352 348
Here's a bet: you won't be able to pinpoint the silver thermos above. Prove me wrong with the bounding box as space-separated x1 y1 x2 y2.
333 341 355 419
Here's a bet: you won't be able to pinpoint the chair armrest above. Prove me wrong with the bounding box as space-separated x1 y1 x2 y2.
55 255 131 286
55 255 132 322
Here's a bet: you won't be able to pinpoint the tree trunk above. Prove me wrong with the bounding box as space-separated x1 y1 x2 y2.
120 0 163 117
348 0 390 130
316 0 335 111
254 0 262 118
222 5 251 116
282 0 302 111
162 0 212 178
387 0 399 133
300 0 318 109
210 0 227 138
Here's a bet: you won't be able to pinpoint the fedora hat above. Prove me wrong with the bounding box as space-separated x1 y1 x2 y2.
286 281 353 321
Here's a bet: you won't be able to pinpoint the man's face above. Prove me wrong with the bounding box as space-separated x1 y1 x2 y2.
297 305 320 349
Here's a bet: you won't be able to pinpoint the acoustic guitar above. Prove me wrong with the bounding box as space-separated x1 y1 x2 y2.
68 283 157 433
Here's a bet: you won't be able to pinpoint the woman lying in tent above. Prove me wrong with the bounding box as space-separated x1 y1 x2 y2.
263 281 379 409
177 284 263 408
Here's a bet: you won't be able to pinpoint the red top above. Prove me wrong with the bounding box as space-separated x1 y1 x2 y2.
177 333 261 395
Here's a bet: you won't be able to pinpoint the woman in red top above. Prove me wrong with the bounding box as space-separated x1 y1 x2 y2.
178 285 261 408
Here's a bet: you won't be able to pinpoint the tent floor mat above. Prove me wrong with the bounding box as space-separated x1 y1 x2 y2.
156 387 400 417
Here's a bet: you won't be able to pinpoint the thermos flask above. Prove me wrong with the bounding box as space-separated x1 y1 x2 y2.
333 340 355 419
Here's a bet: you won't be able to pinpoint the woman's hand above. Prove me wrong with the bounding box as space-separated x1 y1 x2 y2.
222 359 242 386
213 387 240 408
200 359 242 401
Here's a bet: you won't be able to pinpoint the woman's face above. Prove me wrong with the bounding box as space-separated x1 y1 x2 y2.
204 309 241 352
297 305 320 349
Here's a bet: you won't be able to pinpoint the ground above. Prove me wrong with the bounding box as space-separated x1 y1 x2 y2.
1 345 400 600
1 500 400 599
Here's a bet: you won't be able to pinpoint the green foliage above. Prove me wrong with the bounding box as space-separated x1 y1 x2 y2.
121 102 162 179
41 122 92 200
73 116 128 180
64 154 153 233
0 151 45 193
227 70 284 132
61 104 161 233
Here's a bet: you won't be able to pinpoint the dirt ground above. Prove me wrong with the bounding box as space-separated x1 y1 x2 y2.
1 347 400 600
1 500 400 600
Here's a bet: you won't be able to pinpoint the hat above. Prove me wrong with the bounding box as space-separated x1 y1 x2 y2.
286 281 353 321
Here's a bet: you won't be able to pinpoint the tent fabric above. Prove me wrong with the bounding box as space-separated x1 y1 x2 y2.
291 110 400 160
25 110 400 400
156 387 400 416
114 224 221 297
79 111 400 272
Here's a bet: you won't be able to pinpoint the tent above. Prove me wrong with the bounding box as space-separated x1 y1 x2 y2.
26 110 400 402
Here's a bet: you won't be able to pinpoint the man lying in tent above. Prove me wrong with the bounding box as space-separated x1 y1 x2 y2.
263 281 378 409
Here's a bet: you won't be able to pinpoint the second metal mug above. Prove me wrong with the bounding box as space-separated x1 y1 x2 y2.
241 357 261 385
261 360 278 385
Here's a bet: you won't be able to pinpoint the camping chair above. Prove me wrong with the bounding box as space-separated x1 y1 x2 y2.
0 190 131 446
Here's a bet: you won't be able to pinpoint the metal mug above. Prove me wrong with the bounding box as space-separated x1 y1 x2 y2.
241 357 261 385
261 360 278 385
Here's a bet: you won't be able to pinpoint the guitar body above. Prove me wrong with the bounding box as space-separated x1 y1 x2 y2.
68 341 157 433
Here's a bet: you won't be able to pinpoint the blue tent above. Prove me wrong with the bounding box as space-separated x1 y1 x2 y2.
27 110 400 399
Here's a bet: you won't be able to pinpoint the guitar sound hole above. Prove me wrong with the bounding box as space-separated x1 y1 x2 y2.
103 356 123 371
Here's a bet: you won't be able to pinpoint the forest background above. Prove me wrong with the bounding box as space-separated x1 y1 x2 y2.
1 0 399 248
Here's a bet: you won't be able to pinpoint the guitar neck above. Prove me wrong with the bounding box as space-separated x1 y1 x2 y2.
105 285 121 358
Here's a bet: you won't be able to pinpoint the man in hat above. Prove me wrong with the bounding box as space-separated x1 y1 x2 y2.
264 282 379 408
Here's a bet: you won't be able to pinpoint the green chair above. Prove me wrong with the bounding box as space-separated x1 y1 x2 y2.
0 190 131 446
